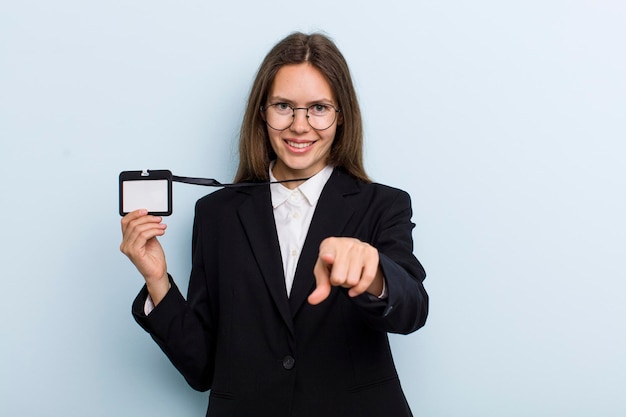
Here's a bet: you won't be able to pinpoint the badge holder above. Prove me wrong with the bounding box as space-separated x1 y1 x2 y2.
119 170 174 216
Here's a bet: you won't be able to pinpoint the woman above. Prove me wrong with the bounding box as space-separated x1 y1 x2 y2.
120 32 428 417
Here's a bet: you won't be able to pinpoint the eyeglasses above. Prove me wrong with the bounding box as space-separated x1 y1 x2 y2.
261 103 340 131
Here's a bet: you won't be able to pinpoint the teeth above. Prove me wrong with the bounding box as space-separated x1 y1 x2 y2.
287 141 312 149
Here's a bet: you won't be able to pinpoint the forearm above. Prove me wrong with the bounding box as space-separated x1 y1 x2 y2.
132 278 215 391
350 252 427 334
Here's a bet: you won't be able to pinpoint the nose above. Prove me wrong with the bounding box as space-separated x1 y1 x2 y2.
290 107 310 133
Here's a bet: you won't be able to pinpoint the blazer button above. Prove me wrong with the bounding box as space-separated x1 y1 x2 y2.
282 355 295 370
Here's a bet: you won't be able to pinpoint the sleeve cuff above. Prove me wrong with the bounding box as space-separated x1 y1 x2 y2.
144 294 156 315
377 278 388 299
142 281 172 316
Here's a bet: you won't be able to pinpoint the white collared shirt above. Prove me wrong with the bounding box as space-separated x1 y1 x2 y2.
270 164 334 296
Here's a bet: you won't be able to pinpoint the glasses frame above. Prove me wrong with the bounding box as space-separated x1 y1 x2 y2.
261 103 341 131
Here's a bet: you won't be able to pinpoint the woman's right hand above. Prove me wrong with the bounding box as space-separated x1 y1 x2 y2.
120 209 170 305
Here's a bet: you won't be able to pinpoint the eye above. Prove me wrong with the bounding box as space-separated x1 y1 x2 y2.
309 104 331 116
273 103 292 114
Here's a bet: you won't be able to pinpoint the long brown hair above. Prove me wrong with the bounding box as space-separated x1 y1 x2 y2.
234 32 369 183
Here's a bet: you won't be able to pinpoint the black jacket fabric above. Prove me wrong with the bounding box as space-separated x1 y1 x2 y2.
133 168 428 417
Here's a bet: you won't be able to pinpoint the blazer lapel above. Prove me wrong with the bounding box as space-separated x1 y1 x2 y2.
289 170 361 316
237 185 295 336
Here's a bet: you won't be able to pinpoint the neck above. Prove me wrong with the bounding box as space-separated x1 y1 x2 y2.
271 165 325 189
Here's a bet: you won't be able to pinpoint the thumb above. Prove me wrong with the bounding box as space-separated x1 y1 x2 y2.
308 252 334 305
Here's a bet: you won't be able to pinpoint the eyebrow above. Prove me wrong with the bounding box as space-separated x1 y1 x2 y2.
267 96 336 106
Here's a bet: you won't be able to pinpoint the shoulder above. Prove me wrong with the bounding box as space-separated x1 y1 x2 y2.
194 185 268 216
329 169 411 204
367 181 410 199
196 187 240 206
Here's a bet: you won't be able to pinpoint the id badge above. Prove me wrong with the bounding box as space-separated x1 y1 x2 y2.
119 170 173 216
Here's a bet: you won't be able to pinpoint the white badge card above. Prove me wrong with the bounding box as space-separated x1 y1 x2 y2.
119 170 173 216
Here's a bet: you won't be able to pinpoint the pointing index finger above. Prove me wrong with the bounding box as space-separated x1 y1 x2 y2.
308 252 333 305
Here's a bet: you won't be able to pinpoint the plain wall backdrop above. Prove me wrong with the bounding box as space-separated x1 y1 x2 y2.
1 1 624 416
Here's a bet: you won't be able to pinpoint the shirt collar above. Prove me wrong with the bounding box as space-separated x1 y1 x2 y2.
269 163 334 208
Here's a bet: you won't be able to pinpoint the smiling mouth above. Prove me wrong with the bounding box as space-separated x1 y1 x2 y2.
286 140 315 149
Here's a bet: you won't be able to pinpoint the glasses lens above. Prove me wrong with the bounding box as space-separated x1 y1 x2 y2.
307 104 337 130
264 103 293 130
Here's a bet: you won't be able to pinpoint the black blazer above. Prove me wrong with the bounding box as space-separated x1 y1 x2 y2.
133 168 428 417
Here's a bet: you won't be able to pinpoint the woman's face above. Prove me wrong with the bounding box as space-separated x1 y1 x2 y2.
264 63 340 183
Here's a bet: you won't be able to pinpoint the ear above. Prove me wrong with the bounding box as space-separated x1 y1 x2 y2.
337 110 344 126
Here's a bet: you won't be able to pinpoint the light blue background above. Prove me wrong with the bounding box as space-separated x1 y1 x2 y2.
1 1 625 416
